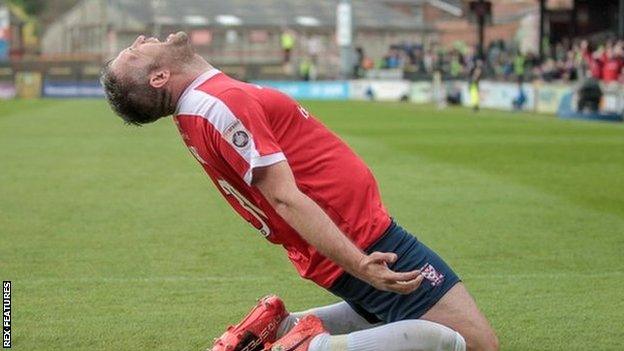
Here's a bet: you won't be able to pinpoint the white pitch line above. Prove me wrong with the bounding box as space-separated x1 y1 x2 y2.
464 271 624 279
15 271 624 286
20 275 278 285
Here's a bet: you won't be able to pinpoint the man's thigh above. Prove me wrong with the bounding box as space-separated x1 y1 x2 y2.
329 221 462 322
420 283 499 351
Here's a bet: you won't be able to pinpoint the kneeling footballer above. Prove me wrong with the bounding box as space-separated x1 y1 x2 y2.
101 32 499 351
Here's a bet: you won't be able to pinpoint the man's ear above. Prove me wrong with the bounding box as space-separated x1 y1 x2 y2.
149 69 170 89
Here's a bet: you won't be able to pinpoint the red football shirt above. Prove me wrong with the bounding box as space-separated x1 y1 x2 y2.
174 69 391 288
602 58 621 82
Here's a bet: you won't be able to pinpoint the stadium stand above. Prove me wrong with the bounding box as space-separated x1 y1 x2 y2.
40 0 432 79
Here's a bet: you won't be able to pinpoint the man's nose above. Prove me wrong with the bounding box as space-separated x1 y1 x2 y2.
131 35 145 48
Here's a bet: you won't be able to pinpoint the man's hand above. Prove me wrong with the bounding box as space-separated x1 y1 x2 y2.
358 252 423 294
253 161 424 296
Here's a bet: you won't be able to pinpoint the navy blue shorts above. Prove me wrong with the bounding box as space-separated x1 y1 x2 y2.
328 220 461 324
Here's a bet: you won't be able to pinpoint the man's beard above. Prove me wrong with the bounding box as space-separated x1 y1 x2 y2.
165 32 195 63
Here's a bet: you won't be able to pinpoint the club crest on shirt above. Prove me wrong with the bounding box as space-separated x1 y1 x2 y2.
224 120 251 149
232 130 250 148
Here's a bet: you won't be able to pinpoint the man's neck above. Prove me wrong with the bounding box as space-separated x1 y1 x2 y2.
171 56 213 108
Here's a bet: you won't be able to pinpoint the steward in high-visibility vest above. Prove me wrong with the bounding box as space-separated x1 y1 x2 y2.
281 32 295 63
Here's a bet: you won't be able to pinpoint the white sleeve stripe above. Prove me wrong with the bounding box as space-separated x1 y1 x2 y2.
177 89 279 181
243 152 287 185
252 152 286 168
177 90 234 134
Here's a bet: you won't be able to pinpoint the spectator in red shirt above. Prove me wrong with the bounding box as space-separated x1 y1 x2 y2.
584 48 604 80
602 47 621 82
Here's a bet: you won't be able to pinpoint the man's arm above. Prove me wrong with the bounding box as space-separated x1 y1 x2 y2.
252 161 423 294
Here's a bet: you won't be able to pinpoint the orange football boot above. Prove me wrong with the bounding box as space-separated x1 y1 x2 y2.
265 315 327 351
212 295 288 351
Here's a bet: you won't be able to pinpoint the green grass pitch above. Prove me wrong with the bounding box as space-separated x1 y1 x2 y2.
1 99 623 350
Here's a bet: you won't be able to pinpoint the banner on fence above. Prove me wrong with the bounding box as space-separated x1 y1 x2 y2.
410 81 433 104
462 81 536 111
42 81 105 98
601 83 624 114
0 81 15 98
15 72 42 99
0 65 13 98
253 81 349 100
535 83 572 114
350 80 411 101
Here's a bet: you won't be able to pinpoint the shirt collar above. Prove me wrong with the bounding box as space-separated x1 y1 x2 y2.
175 68 221 113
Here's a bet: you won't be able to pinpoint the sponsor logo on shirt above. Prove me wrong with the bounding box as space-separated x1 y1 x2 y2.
223 120 242 137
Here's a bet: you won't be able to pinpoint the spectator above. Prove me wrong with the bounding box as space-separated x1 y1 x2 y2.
299 56 317 81
384 48 402 69
602 46 622 83
469 60 483 112
513 51 526 82
354 47 365 78
449 51 464 78
281 29 295 64
577 78 603 112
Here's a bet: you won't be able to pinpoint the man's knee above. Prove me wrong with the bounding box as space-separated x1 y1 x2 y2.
420 283 499 351
465 327 499 351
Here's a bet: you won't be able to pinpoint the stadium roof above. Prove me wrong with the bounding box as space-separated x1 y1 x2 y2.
110 0 431 31
427 0 463 16
374 0 463 17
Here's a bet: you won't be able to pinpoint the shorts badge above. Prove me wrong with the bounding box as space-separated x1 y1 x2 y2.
421 263 445 286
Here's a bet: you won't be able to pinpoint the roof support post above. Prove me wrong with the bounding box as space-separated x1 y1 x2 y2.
539 0 546 60
337 0 353 79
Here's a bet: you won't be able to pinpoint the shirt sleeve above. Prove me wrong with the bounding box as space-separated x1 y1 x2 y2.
213 88 286 185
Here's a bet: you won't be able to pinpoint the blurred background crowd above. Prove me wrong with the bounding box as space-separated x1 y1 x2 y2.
355 37 624 83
